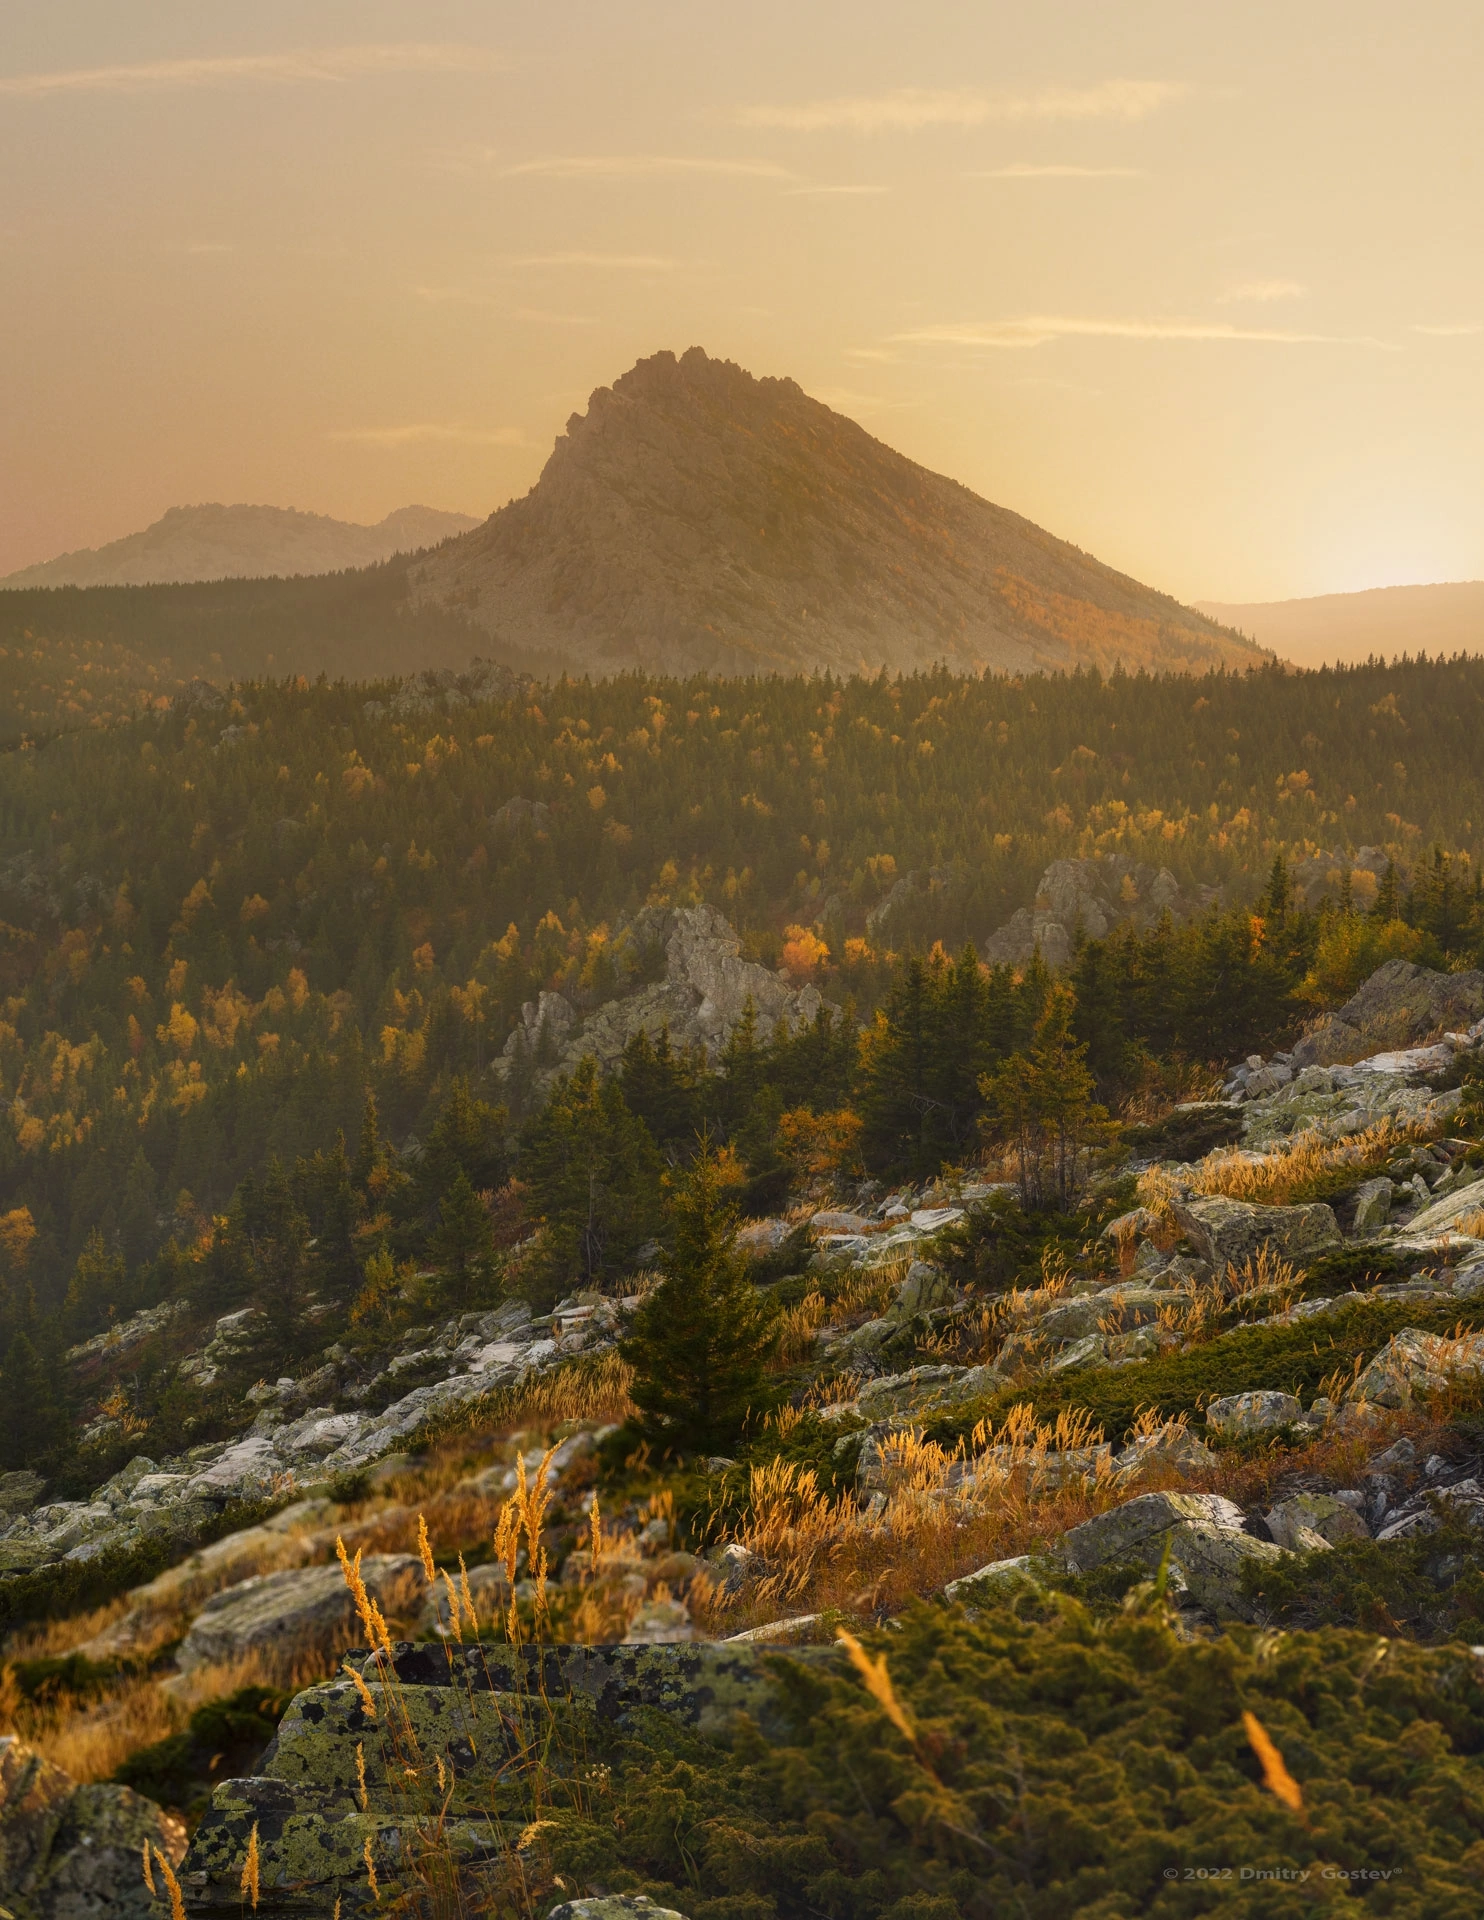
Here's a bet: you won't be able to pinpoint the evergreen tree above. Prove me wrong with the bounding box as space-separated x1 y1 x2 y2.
519 1058 663 1305
981 987 1110 1210
618 1026 701 1155
0 1330 63 1469
1372 860 1402 923
1259 850 1292 921
63 1228 126 1342
622 1143 777 1457
236 1159 311 1361
428 1168 496 1312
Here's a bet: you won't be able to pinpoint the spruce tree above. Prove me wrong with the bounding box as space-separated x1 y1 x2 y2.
981 986 1110 1210
428 1168 496 1312
519 1058 663 1305
622 1144 777 1457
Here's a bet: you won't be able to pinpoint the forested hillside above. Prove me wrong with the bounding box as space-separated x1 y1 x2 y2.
0 651 1480 1327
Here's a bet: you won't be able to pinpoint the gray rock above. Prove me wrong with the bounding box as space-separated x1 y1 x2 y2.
1112 1425 1218 1479
1265 1492 1370 1550
891 1261 956 1318
1047 1332 1105 1373
1062 1491 1246 1572
984 855 1206 969
1349 1326 1484 1409
1204 1390 1308 1438
1063 1490 1289 1616
177 1553 423 1670
1173 1195 1341 1270
622 1598 694 1645
1291 958 1484 1067
942 1554 1035 1602
549 1900 689 1920
0 1471 45 1516
1401 1175 1484 1239
0 1737 184 1920
1351 1177 1393 1234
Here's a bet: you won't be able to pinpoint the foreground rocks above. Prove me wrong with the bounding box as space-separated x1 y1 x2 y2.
0 1737 184 1920
181 1643 832 1915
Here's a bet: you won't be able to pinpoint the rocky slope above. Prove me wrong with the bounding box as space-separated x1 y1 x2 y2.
10 958 1484 1916
1 504 478 589
412 347 1264 679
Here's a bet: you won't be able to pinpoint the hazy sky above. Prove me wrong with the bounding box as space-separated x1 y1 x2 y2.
3 2 1482 600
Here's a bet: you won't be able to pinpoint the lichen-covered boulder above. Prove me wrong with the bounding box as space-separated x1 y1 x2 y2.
942 1555 1036 1603
1349 1326 1484 1409
0 1737 184 1920
1112 1425 1217 1480
1061 1490 1292 1618
1265 1493 1369 1551
181 1644 834 1914
177 1554 422 1670
1173 1196 1340 1270
1204 1390 1308 1439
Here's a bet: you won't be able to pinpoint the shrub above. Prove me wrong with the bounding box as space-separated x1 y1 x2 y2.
1241 1517 1484 1642
530 1598 1484 1916
939 1296 1484 1448
113 1683 291 1815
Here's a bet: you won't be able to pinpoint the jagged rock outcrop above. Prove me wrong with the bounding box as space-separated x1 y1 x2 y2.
983 856 1217 970
1290 958 1484 1067
0 1737 184 1920
494 904 825 1097
411 347 1262 680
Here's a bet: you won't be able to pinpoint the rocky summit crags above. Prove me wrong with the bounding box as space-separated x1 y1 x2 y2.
413 347 1264 679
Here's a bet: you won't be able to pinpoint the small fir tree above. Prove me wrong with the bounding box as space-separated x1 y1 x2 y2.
980 986 1111 1211
428 1168 496 1311
622 1142 777 1458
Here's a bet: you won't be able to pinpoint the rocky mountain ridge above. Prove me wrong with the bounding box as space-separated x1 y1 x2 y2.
413 347 1265 680
1 503 479 589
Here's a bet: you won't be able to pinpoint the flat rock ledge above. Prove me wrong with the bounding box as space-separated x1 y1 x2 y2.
182 1643 835 1917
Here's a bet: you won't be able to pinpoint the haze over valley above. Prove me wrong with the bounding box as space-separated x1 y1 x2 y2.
3 11 1484 1916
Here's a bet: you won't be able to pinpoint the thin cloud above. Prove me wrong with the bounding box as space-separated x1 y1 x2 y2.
736 79 1182 133
500 251 676 269
782 184 892 197
1412 322 1482 337
893 316 1390 349
968 162 1142 179
0 43 507 97
505 154 792 180
329 424 529 448
806 386 906 416
1219 279 1306 303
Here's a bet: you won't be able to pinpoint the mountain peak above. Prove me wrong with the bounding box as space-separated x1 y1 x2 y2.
415 346 1262 678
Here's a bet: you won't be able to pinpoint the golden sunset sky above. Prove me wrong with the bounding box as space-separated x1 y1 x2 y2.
3 2 1481 601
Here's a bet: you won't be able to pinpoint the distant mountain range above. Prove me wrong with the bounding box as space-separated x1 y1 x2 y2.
412 347 1264 679
1197 582 1484 670
1 503 480 589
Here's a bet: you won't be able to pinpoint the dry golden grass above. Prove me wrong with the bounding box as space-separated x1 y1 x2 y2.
1450 1208 1484 1239
0 1670 177 1782
1191 1117 1420 1206
695 1387 1464 1637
